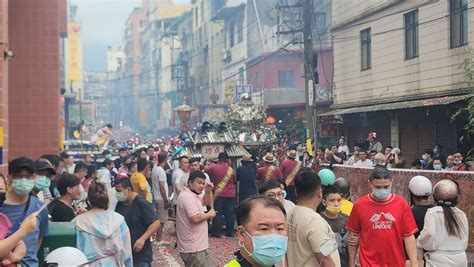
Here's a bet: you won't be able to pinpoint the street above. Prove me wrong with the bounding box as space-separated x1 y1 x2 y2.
153 221 238 266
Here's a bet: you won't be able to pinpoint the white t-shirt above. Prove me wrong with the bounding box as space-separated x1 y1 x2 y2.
353 159 374 168
338 145 349 156
151 165 169 200
287 206 341 267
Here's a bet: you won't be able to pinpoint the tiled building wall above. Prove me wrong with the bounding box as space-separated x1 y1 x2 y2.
0 0 8 174
8 0 62 159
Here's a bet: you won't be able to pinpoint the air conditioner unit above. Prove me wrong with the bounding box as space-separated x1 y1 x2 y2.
221 49 231 62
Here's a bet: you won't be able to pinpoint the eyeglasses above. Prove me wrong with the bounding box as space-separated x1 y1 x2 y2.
266 191 286 199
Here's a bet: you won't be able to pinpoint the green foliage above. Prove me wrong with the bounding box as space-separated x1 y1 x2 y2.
454 47 474 160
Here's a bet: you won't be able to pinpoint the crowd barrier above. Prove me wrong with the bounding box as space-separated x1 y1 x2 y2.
330 164 474 253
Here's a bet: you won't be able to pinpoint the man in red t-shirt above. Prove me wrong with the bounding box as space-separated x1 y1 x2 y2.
346 166 419 267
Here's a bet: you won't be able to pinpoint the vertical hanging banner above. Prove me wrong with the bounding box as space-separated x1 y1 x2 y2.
0 127 4 164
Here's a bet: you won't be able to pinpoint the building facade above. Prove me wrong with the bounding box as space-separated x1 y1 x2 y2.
8 0 67 159
327 0 472 163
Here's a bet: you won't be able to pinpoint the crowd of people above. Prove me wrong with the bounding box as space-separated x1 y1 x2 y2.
0 131 471 266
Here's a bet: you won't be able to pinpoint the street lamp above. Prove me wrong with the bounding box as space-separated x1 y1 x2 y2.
174 103 194 132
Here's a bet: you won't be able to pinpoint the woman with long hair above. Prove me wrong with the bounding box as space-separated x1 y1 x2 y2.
73 182 132 266
417 179 468 266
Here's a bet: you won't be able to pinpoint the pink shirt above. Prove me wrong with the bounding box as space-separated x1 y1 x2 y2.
0 212 12 239
176 187 209 253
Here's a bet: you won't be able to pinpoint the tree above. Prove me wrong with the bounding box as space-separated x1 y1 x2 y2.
454 47 474 160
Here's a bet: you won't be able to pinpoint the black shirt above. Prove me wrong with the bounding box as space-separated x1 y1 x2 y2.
48 199 76 222
115 195 158 264
411 204 434 238
236 162 258 198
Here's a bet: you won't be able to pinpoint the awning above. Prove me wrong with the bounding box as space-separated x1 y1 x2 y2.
319 94 469 116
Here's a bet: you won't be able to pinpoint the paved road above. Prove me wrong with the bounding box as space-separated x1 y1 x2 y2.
152 221 239 266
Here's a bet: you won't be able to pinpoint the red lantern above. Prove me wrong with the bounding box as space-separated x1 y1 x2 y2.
266 116 276 124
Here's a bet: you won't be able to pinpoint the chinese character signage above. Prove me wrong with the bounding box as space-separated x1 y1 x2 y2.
201 144 225 159
235 84 252 102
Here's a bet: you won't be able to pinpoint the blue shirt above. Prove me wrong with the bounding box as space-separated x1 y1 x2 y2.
0 196 49 266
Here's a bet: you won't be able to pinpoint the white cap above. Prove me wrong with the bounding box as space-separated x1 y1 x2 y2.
408 176 432 196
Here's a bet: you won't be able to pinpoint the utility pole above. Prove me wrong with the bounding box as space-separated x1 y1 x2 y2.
303 0 315 144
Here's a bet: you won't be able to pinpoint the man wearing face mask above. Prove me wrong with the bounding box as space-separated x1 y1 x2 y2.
176 171 216 266
0 157 49 266
346 166 419 267
115 179 161 267
320 186 349 267
32 158 56 204
286 171 339 267
422 149 434 170
225 196 288 267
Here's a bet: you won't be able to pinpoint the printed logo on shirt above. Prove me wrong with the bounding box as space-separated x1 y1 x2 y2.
369 212 396 230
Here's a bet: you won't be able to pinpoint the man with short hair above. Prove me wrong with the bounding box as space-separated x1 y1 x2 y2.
328 145 344 165
256 153 282 183
353 151 373 168
422 149 434 170
258 179 295 214
286 171 340 267
115 179 161 266
83 154 94 167
176 171 216 266
368 132 383 153
453 151 467 171
97 158 117 209
320 185 349 266
172 156 190 200
61 152 76 174
206 152 236 237
131 158 153 204
0 157 49 266
225 196 288 267
445 154 455 171
48 173 83 222
280 149 301 204
151 152 171 245
346 166 418 267
236 154 258 203
114 147 129 169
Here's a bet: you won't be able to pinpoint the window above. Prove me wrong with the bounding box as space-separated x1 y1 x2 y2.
255 72 260 88
361 28 371 70
238 67 245 85
450 0 468 48
238 17 244 43
278 70 295 87
405 10 419 59
313 13 326 29
229 21 235 48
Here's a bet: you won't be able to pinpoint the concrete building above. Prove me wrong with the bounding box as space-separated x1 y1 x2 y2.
123 7 146 130
325 0 472 162
106 46 125 73
139 0 189 133
6 0 67 162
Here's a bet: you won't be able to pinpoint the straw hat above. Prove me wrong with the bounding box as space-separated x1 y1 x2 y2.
263 153 276 163
287 150 297 159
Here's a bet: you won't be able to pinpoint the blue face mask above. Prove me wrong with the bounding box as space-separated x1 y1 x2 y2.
12 178 35 196
242 229 288 266
34 175 51 191
372 187 391 200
